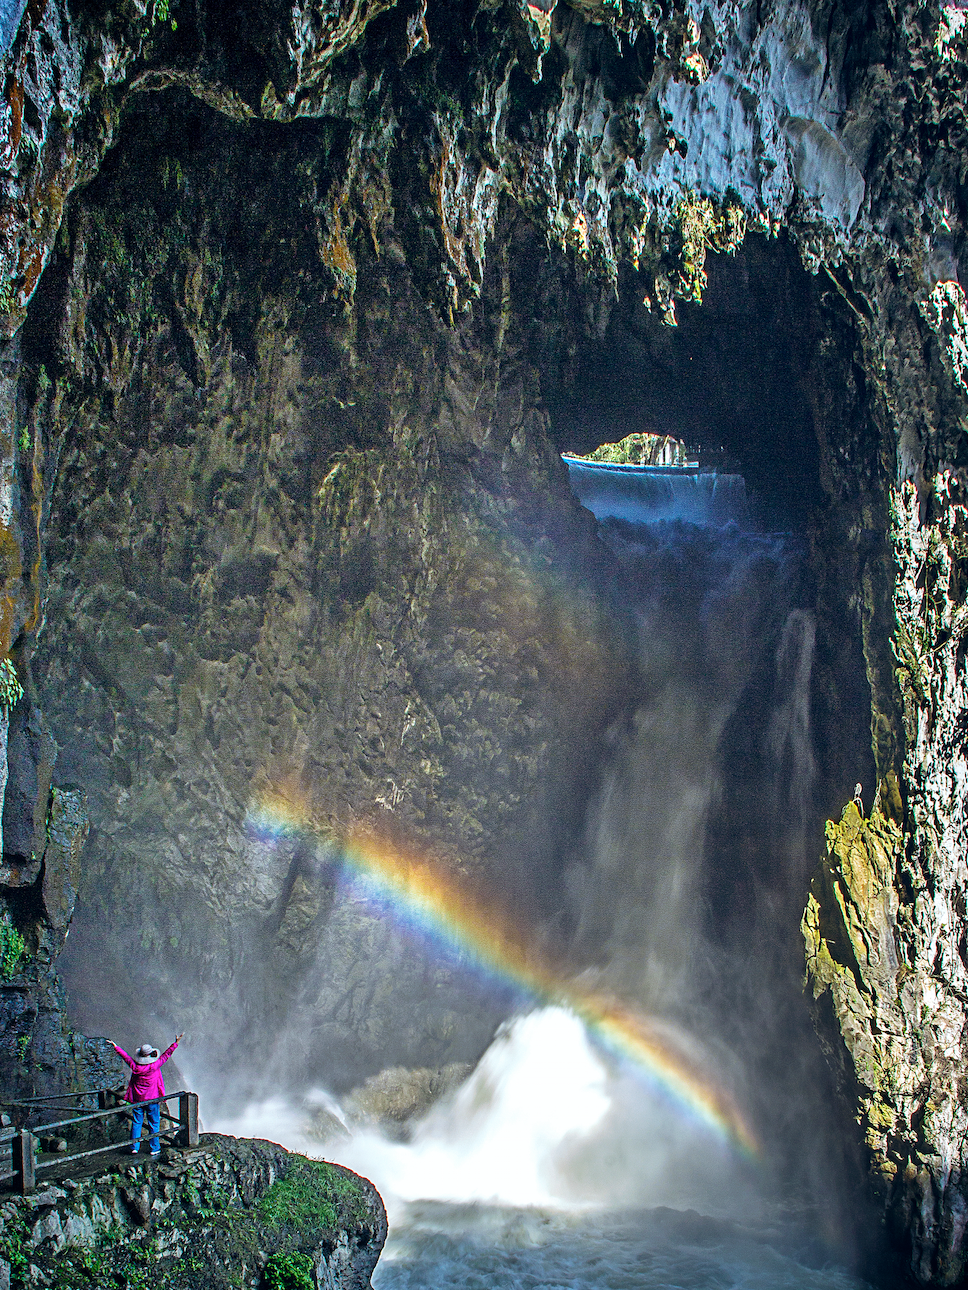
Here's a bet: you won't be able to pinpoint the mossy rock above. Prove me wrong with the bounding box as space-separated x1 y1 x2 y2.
0 1135 387 1290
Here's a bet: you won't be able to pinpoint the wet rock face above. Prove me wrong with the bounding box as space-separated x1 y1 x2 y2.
0 1135 387 1289
805 471 968 1287
0 718 125 1104
0 0 964 1281
25 99 629 1097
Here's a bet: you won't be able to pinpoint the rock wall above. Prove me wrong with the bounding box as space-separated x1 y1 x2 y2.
0 0 964 1280
0 749 128 1102
0 1134 387 1289
22 97 630 1094
804 469 968 1287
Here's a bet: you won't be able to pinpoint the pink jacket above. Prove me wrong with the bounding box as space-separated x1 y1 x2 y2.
115 1040 179 1102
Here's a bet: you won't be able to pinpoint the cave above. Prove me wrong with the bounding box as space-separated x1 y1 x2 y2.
17 89 877 1054
2 0 968 1284
14 81 884 1256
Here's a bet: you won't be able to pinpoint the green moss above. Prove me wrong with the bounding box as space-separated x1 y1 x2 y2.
259 1159 367 1233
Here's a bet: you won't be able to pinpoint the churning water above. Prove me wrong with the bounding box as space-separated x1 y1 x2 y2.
209 459 874 1289
213 1008 870 1289
371 1205 869 1290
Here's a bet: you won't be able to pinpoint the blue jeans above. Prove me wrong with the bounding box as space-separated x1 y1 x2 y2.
131 1101 161 1153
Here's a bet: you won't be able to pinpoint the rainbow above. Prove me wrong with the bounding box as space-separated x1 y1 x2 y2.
247 787 759 1160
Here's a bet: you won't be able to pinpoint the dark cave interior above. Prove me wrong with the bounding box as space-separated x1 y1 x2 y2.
20 93 880 1117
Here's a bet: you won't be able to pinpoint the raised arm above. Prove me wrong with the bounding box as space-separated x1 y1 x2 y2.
111 1042 136 1071
159 1033 183 1064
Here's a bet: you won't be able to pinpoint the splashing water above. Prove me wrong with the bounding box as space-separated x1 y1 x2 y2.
211 1008 734 1215
372 1205 873 1290
206 461 874 1288
207 1005 872 1289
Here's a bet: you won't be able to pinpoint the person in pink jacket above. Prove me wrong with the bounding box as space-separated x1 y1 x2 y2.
111 1033 183 1155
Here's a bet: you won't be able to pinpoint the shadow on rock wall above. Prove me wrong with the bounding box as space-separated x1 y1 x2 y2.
28 94 631 1103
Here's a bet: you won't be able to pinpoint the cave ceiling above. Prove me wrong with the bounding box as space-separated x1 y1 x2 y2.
1 0 968 1282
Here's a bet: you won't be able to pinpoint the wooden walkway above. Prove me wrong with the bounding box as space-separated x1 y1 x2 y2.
0 1089 199 1193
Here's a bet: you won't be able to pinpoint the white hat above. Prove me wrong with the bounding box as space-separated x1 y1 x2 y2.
134 1044 159 1064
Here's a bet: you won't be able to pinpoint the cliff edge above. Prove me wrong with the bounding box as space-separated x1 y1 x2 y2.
0 1134 387 1290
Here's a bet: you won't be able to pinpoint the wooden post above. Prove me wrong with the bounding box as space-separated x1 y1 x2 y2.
13 1131 35 1194
178 1093 198 1147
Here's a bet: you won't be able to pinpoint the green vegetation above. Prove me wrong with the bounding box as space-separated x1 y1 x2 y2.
263 1252 316 1290
0 914 25 981
674 193 746 303
161 157 185 191
259 1158 367 1232
17 133 38 168
575 432 691 466
0 657 24 711
47 1228 161 1290
39 1202 234 1288
149 0 177 30
25 1160 367 1288
0 1208 29 1288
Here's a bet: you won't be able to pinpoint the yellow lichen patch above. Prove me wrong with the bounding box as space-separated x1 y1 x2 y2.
801 891 859 999
0 595 16 658
0 524 23 653
321 201 358 297
825 801 899 909
566 210 589 259
865 1098 896 1130
0 524 22 590
672 194 747 305
803 794 908 1116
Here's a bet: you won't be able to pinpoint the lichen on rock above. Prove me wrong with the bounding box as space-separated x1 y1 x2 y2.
804 474 968 1284
0 0 967 1281
0 1135 386 1290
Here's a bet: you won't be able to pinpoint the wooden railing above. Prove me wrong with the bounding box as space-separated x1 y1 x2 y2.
0 1090 199 1193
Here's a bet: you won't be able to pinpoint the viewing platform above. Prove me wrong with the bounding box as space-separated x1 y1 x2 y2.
0 1088 200 1194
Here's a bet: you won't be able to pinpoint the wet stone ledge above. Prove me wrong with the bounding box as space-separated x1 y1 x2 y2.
0 1134 387 1289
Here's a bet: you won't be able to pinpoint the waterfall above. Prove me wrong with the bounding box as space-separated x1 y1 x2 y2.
564 458 750 528
208 458 867 1288
564 461 811 1009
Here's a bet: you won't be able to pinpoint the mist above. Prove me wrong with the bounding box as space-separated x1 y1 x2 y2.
185 460 873 1288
